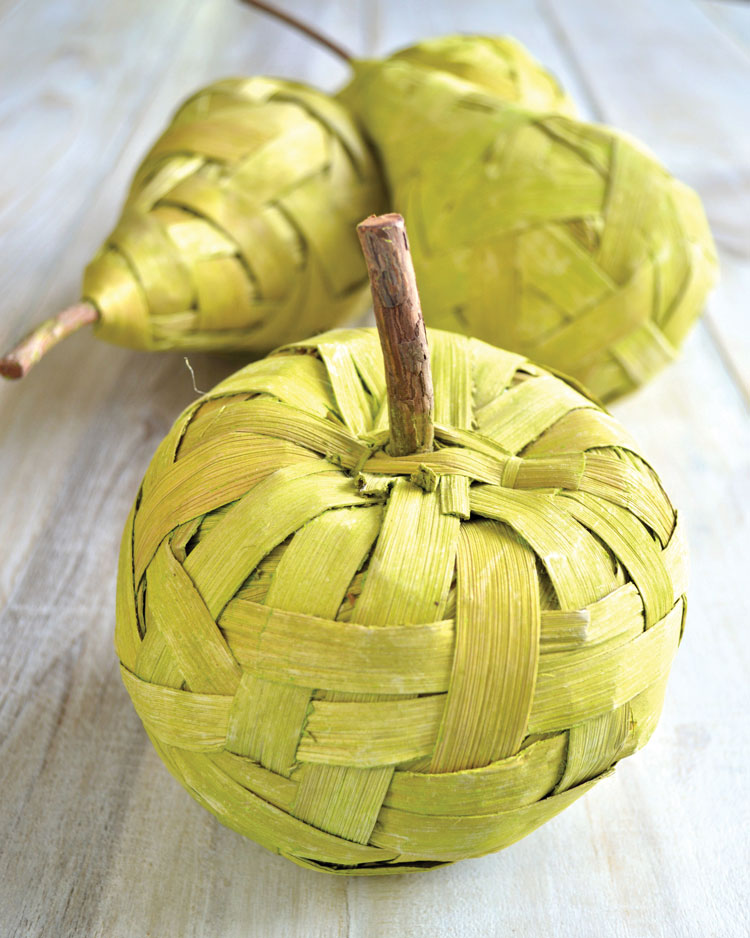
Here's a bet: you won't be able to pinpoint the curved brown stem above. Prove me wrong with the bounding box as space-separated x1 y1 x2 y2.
239 0 354 64
357 213 434 457
0 302 99 380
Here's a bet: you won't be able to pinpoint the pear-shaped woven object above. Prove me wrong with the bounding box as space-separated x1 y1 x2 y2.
84 77 386 353
117 326 687 874
341 59 718 402
0 31 574 380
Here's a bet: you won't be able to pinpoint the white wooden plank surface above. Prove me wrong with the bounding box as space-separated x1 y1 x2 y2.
700 1 750 57
1 2 748 936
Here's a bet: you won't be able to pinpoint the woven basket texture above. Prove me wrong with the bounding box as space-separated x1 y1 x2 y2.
116 327 687 875
386 34 575 115
340 58 718 402
83 77 386 353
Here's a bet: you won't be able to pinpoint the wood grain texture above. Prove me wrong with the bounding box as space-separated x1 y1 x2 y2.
0 1 748 936
358 213 434 456
701 0 750 54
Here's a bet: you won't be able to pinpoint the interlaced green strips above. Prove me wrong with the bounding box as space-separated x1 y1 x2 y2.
340 57 718 402
84 77 386 353
117 326 686 874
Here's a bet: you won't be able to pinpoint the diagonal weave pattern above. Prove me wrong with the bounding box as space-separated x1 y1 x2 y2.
116 327 687 874
384 34 575 116
83 77 386 354
340 59 718 402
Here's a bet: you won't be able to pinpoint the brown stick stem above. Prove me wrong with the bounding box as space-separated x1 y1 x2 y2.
0 302 99 380
357 213 434 457
238 0 353 64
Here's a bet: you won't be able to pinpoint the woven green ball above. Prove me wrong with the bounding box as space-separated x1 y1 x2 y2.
83 77 386 354
116 326 686 874
341 57 718 402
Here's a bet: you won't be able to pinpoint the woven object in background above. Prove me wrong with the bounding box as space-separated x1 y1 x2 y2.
83 77 386 354
383 34 575 115
0 33 580 379
116 326 687 874
341 59 718 402
84 36 570 356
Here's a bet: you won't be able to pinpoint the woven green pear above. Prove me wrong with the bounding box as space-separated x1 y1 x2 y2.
85 77 387 352
116 214 686 874
341 56 718 402
0 76 385 377
0 10 574 380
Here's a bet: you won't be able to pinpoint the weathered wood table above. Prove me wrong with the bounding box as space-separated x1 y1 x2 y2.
1 1 748 935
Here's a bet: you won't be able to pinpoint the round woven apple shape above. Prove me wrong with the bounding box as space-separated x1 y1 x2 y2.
116 215 686 874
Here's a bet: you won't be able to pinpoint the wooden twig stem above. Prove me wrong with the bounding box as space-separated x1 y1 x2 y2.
238 0 353 64
0 302 99 380
357 213 434 457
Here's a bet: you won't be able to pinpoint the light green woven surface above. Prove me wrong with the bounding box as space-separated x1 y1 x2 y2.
83 77 386 353
77 35 573 358
386 34 575 115
340 57 718 402
116 326 686 874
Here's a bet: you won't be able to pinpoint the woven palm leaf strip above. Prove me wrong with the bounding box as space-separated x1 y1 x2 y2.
340 59 718 402
117 327 686 874
83 78 386 353
385 34 576 117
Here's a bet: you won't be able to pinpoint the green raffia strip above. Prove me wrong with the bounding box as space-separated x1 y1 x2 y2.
340 56 718 402
116 326 687 874
83 77 386 353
